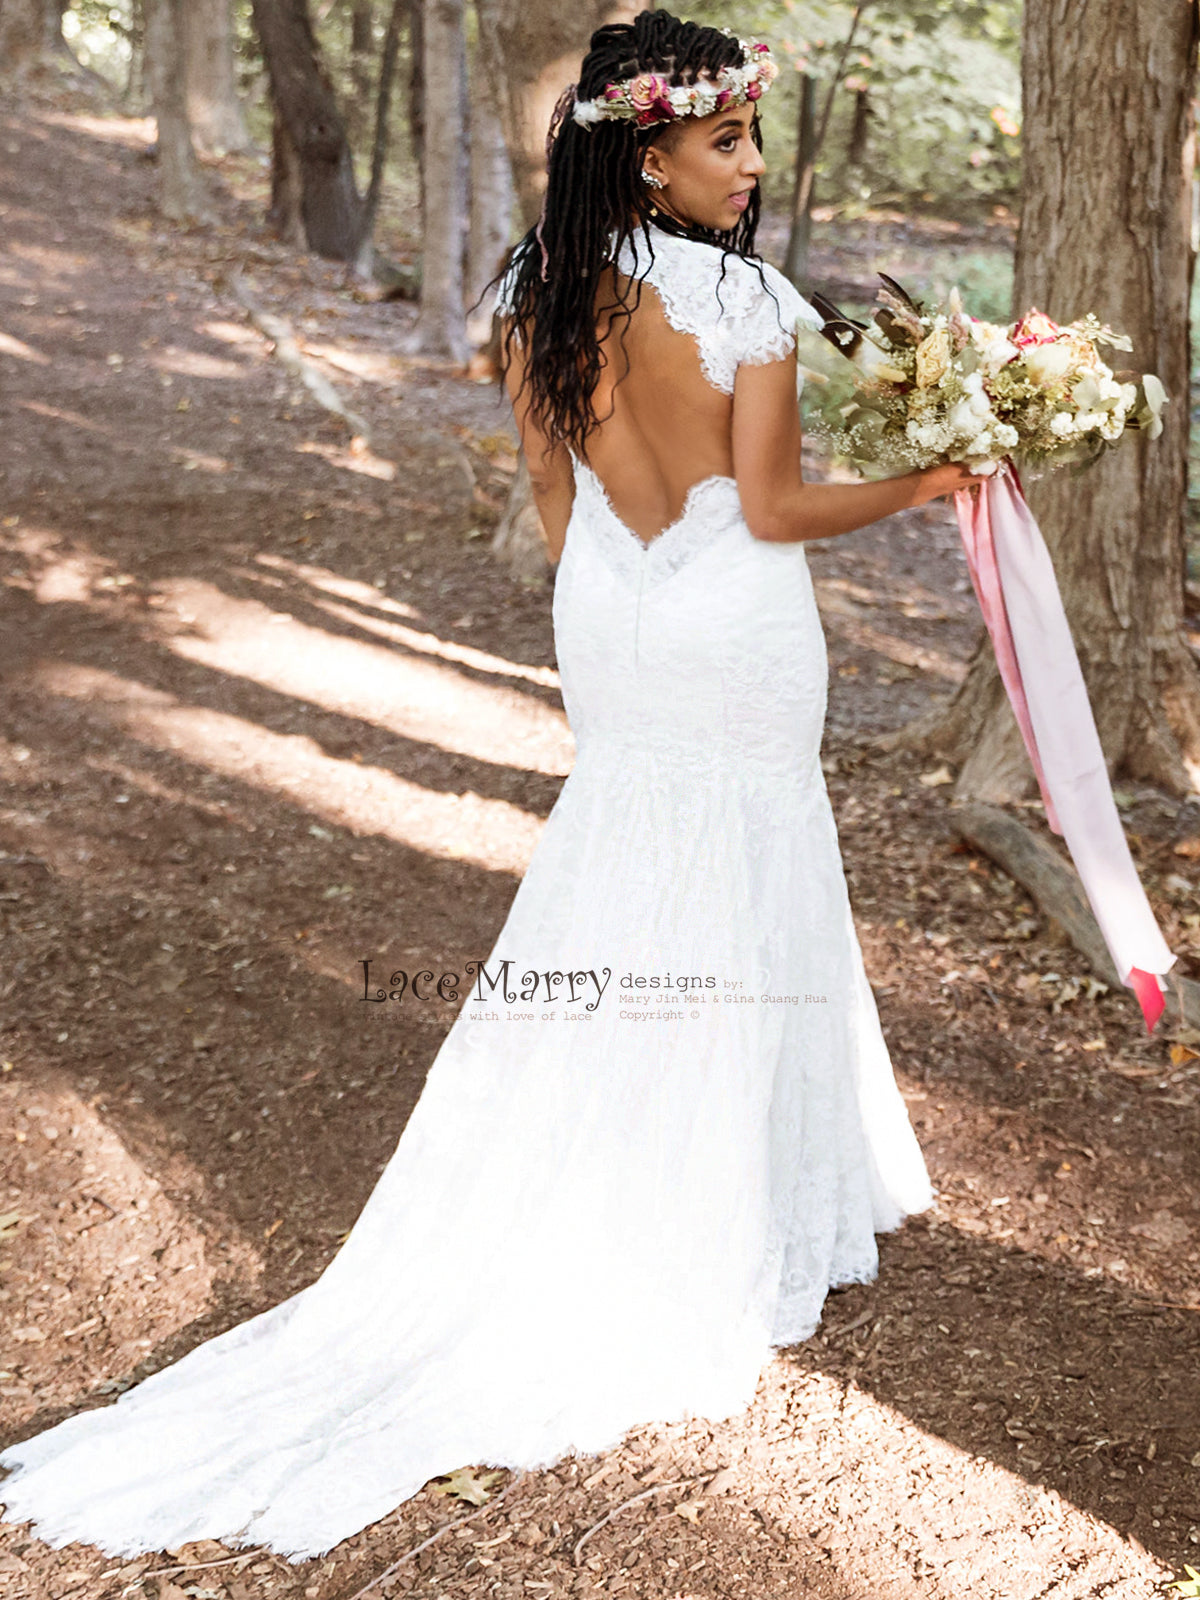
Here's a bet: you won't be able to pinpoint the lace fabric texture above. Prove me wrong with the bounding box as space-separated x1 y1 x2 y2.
0 234 932 1564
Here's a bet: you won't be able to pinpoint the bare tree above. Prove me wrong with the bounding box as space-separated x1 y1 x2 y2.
784 2 867 289
252 0 366 258
183 0 252 154
466 29 514 343
887 0 1200 802
144 0 211 221
783 72 817 288
353 0 406 277
347 0 373 145
410 0 468 359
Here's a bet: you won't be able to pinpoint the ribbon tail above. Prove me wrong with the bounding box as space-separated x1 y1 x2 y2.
1127 966 1167 1035
980 463 1177 1033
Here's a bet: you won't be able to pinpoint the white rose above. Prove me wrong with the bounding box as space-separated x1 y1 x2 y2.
994 422 1019 449
1049 411 1076 437
978 336 1020 373
1022 342 1073 387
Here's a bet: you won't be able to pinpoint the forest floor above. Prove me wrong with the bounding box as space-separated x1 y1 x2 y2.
1 90 1200 1600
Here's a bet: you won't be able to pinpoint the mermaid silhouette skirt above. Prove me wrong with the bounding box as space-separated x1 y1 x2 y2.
0 465 933 1559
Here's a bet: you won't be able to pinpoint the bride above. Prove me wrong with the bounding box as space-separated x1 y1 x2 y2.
0 9 986 1564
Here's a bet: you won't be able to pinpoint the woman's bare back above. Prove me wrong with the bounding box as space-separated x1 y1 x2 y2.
583 265 736 548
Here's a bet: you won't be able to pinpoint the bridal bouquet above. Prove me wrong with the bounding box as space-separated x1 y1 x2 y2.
793 275 1178 1036
794 275 1167 481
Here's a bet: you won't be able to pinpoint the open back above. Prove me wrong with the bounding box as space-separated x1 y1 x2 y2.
572 228 821 547
497 225 823 552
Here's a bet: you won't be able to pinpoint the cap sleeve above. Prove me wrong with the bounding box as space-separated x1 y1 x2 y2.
724 258 824 371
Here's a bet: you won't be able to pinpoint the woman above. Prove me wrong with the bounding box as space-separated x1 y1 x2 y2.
0 12 986 1564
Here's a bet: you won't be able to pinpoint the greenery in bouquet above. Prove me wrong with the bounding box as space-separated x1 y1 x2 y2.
795 274 1168 482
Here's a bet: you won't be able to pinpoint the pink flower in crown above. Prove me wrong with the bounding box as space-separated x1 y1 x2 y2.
745 79 763 100
714 86 735 109
756 58 779 87
1011 308 1063 347
628 72 671 114
602 83 624 104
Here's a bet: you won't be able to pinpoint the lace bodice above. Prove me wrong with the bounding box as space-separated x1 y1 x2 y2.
496 224 823 396
611 227 823 393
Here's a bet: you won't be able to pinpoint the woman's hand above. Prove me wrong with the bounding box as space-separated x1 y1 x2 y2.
915 461 994 504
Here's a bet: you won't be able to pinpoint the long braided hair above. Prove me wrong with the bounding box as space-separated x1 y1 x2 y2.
498 11 772 460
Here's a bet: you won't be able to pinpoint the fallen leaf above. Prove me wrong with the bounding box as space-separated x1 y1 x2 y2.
919 765 955 787
431 1466 506 1505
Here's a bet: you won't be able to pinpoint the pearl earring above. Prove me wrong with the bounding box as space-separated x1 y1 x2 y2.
641 170 664 190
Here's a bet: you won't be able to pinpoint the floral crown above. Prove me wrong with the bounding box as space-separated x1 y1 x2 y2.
571 34 778 130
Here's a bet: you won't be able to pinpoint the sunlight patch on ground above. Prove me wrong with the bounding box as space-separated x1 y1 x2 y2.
31 663 545 876
201 319 267 352
252 554 561 687
150 347 248 381
0 330 50 366
299 341 406 385
688 1360 1176 1596
155 576 573 776
36 111 155 149
20 397 112 438
296 438 396 481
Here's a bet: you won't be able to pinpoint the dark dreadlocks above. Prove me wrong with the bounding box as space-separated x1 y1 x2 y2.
496 10 776 461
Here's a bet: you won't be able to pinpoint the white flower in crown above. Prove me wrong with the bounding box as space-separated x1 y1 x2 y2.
571 37 779 130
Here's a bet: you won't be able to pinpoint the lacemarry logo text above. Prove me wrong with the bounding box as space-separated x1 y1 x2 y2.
359 959 613 1011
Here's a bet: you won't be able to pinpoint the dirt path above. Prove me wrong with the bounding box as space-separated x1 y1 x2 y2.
1 100 1198 1600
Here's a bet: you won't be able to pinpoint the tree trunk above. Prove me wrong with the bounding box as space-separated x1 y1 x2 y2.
183 0 252 154
475 0 648 229
347 0 373 146
885 0 1200 804
465 25 512 340
0 0 68 77
144 0 211 221
410 0 469 359
784 71 818 287
847 84 870 167
251 0 366 259
408 0 424 213
269 107 308 246
352 0 406 278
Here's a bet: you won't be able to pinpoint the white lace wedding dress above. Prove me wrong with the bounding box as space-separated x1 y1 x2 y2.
0 226 933 1561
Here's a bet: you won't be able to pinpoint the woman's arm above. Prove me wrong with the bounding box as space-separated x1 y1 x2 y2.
732 348 987 544
503 335 575 566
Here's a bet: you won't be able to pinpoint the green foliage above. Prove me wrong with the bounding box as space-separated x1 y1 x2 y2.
683 0 1021 219
901 247 1014 324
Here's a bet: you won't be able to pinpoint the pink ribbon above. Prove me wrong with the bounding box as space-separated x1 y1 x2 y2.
952 460 1176 1033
